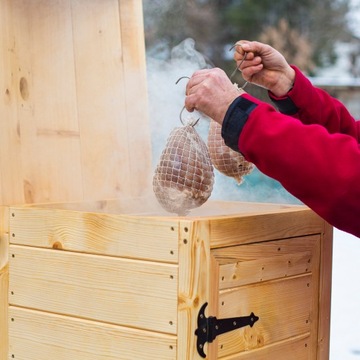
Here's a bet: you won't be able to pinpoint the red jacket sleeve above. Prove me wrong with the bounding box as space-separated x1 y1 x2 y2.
223 68 360 238
269 66 360 139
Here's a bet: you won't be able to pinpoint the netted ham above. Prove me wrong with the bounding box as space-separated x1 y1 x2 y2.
153 124 214 215
208 120 254 184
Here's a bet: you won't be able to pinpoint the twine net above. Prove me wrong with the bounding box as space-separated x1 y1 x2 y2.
208 120 254 184
153 124 214 215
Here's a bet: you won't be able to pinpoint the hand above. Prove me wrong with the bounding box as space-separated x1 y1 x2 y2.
185 68 245 125
233 41 295 97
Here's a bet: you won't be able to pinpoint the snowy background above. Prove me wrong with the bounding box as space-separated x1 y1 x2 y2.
318 1 360 357
331 229 360 359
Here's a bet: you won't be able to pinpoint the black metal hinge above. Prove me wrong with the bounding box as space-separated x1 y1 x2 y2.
194 302 259 358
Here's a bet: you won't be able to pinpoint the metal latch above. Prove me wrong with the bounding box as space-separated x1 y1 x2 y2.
195 302 259 358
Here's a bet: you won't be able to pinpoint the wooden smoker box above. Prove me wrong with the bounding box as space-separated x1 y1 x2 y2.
5 199 332 359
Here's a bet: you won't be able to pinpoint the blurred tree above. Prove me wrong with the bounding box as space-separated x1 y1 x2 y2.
258 19 315 73
143 0 354 75
222 0 352 74
143 0 221 64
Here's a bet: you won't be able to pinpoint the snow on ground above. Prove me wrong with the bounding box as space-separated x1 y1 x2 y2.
330 229 360 359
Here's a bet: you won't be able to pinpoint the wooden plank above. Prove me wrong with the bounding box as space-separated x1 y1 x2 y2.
308 232 321 359
9 306 176 360
0 206 9 360
218 333 310 360
0 262 8 360
9 245 178 334
118 0 153 197
71 0 139 200
214 236 319 288
189 201 307 218
177 220 213 359
13 199 313 218
317 222 333 359
9 206 179 263
209 209 324 248
4 0 83 204
217 275 313 357
0 0 25 204
207 254 222 360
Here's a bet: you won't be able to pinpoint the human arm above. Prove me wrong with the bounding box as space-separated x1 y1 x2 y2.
269 65 360 140
235 41 360 140
233 94 360 238
185 68 360 237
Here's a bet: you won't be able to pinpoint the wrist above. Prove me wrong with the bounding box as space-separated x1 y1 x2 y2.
271 67 295 97
221 96 258 153
217 86 246 125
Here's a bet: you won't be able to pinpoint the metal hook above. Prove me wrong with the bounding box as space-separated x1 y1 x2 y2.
179 106 200 127
229 43 248 88
175 76 190 85
176 76 200 127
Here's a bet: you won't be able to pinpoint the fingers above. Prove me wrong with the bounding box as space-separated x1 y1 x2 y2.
185 68 226 95
232 42 258 74
232 40 268 63
184 93 196 113
234 41 266 55
184 69 212 112
184 68 239 123
241 63 264 82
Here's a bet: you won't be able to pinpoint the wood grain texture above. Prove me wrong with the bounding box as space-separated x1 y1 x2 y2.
177 220 213 359
209 209 324 248
118 0 153 196
6 200 332 358
0 262 8 360
0 0 151 205
9 245 178 334
9 306 176 360
217 274 313 357
9 206 179 263
0 207 9 360
211 235 321 359
4 0 83 204
317 222 333 359
214 235 319 288
218 333 310 360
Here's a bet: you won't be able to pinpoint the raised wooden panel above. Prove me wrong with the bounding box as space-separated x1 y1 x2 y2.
217 275 313 357
9 245 178 334
209 235 321 359
9 307 176 360
214 236 319 288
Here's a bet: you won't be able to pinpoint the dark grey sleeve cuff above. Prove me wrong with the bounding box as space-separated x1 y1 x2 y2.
221 96 258 152
269 95 298 115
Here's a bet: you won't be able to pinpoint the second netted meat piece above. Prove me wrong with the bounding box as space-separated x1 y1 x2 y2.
208 120 254 184
153 125 214 215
